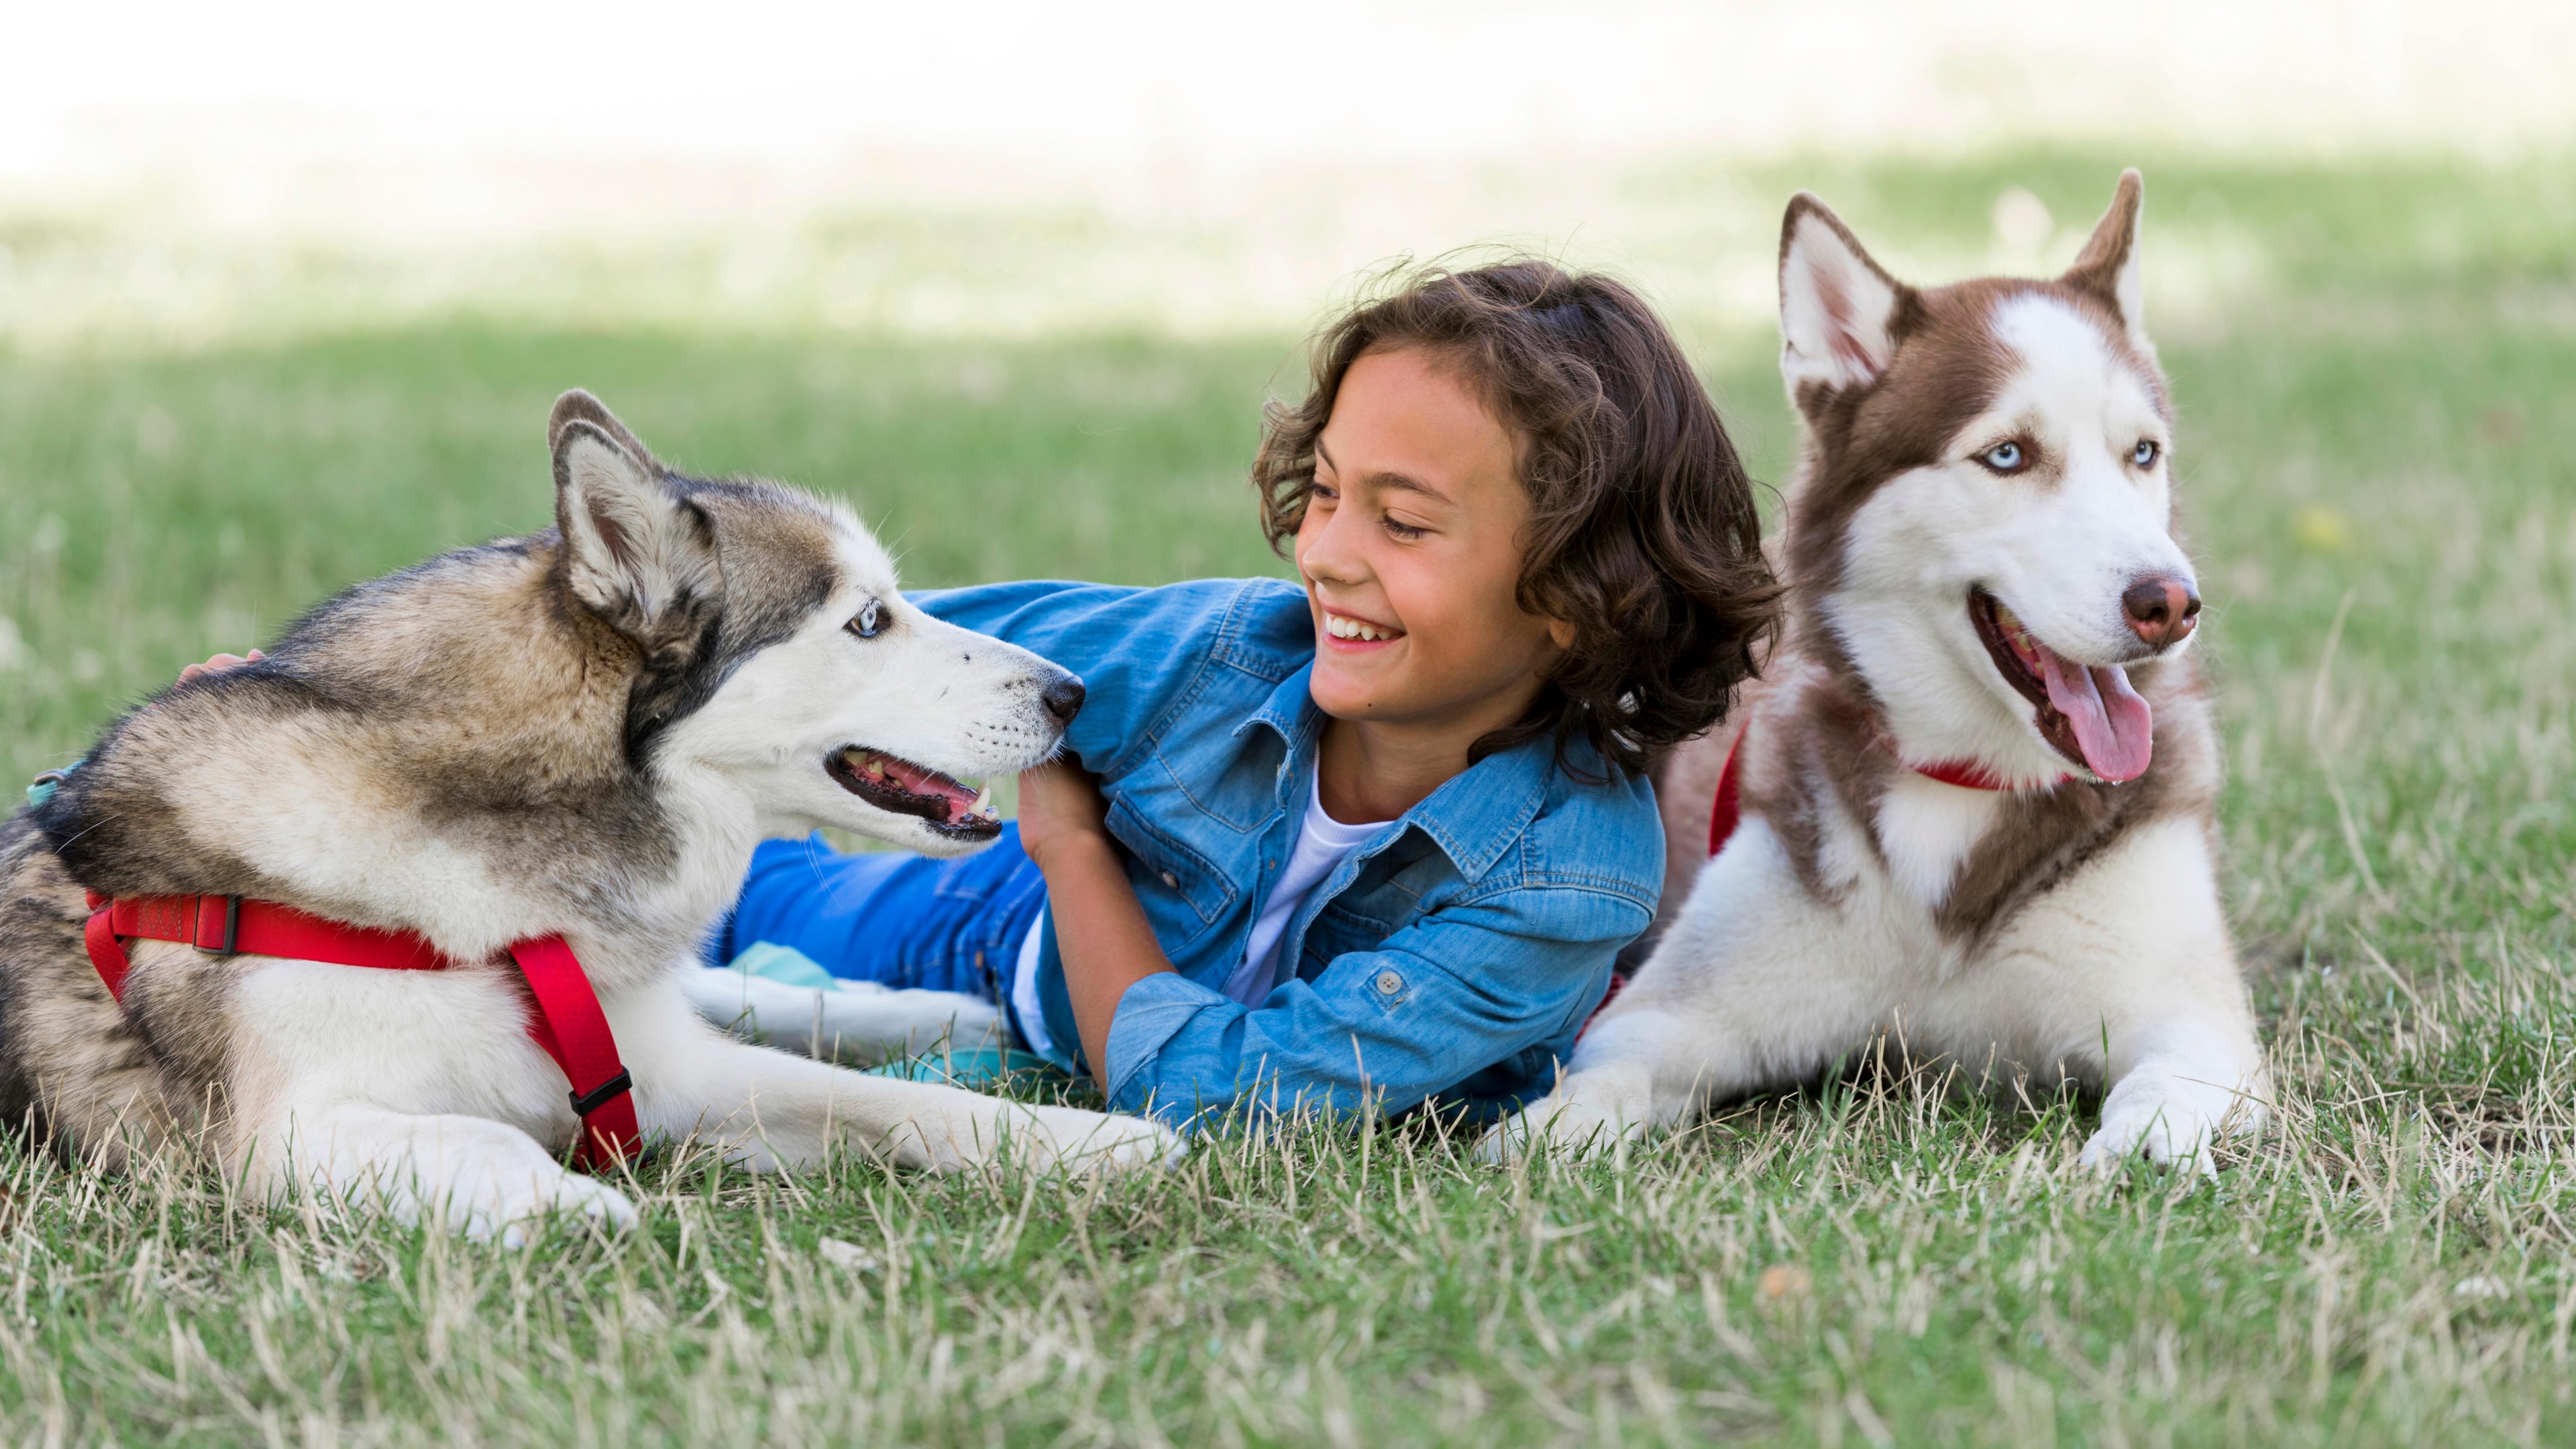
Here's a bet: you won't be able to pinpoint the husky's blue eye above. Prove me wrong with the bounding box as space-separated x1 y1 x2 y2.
2133 439 2160 468
847 600 883 639
1980 441 2025 472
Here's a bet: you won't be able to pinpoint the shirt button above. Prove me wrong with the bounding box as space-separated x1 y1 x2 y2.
1375 971 1402 996
1161 869 1179 889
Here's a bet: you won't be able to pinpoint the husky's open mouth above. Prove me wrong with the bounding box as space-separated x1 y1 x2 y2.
826 748 1003 842
1968 590 2154 783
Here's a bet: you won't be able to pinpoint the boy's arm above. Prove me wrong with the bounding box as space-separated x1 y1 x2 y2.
1014 761 1174 1079
1096 883 1648 1126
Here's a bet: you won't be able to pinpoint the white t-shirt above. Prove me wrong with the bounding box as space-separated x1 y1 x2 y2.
1224 773 1390 1005
1010 772 1389 1061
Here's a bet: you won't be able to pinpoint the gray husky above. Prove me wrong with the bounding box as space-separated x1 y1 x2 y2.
1 390 1177 1242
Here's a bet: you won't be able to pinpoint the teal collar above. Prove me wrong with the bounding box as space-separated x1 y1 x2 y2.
25 759 80 811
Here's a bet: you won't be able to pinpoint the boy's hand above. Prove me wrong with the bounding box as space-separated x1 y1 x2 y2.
178 649 264 682
1015 760 1111 867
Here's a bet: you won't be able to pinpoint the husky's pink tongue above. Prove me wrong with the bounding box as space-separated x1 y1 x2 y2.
2035 647 2154 782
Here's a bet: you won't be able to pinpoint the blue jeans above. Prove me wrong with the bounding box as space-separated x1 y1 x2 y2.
710 827 1047 1012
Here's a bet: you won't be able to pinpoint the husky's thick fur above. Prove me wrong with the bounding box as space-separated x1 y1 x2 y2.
1487 173 2267 1172
0 391 1176 1240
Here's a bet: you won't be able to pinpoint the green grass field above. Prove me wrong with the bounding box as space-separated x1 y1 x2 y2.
3 151 2575 1445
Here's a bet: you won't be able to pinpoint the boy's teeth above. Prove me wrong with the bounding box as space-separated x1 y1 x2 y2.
1328 613 1393 641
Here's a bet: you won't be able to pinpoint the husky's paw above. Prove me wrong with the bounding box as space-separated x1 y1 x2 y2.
1006 1106 1187 1177
2078 1069 2229 1179
448 1168 641 1248
299 1111 643 1246
1476 1079 1648 1165
884 1102 1183 1177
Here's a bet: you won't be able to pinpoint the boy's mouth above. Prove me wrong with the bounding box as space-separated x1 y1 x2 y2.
1321 608 1405 647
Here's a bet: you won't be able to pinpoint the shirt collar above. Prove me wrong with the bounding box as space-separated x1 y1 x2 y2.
1234 660 1326 757
1232 663 1559 883
1398 733 1556 881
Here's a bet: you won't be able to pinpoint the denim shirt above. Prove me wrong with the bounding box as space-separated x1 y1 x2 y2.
918 577 1664 1128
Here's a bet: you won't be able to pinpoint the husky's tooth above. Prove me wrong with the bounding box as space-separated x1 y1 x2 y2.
865 757 886 780
970 784 994 816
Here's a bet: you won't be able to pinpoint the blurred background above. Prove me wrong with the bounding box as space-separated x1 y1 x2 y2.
7 1 2573 345
11 7 2576 1437
5 0 2575 954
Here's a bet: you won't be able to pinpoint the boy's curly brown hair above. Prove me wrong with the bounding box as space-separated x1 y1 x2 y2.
1253 258 1780 777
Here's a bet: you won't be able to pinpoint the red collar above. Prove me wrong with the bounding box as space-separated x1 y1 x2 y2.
1903 756 2070 792
82 891 640 1171
1706 729 2072 857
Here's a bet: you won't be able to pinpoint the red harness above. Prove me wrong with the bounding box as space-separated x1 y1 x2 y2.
82 891 641 1171
1705 730 2068 856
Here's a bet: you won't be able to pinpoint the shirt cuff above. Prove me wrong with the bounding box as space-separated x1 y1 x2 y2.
1100 970 1236 1120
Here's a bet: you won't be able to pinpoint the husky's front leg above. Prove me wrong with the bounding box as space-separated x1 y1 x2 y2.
1965 818 2268 1177
240 1104 639 1245
626 984 1180 1174
227 959 641 1242
1480 824 1890 1163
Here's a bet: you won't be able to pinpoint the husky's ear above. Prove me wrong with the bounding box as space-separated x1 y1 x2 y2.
2061 169 2148 346
1779 193 1906 403
549 387 658 466
551 411 721 638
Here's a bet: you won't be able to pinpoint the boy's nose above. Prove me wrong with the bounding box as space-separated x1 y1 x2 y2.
1297 533 1366 588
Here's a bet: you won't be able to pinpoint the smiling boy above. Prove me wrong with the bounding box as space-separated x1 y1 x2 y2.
716 260 1779 1127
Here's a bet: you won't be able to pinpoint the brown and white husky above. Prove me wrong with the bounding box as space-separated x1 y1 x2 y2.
1 391 1179 1242
1486 172 2268 1172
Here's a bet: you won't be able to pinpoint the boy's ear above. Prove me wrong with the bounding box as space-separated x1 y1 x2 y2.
549 394 721 639
2061 168 2150 350
1778 193 1907 406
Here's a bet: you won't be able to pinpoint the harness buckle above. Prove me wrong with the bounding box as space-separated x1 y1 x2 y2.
568 1067 633 1118
194 895 242 955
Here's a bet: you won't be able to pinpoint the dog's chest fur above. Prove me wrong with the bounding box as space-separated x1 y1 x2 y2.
1730 630 2219 965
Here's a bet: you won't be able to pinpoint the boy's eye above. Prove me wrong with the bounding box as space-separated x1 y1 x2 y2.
1382 516 1426 541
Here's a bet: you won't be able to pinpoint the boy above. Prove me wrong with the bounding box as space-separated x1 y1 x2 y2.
718 260 1778 1128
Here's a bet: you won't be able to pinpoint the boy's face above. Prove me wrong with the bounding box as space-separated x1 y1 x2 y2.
1296 346 1568 741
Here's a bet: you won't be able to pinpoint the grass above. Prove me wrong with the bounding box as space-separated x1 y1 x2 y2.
4 148 2576 1444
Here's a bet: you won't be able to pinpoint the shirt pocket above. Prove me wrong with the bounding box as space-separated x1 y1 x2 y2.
1104 796 1238 951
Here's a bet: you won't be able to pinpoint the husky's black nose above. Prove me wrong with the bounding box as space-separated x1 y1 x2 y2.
2123 575 2201 650
1040 674 1087 725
